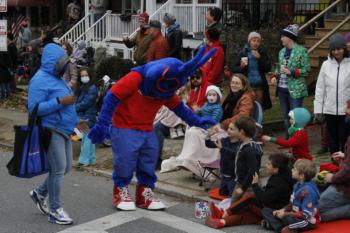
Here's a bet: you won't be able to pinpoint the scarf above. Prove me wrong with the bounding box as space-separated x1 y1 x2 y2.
166 22 180 36
222 90 244 121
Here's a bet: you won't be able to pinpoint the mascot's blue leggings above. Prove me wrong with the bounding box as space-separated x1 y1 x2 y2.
110 127 158 189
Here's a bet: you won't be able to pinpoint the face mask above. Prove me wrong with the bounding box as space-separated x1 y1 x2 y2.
81 76 90 84
207 95 218 103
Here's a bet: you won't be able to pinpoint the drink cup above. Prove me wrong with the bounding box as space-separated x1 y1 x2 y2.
241 57 248 65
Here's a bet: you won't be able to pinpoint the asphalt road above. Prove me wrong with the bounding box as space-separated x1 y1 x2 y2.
0 150 270 233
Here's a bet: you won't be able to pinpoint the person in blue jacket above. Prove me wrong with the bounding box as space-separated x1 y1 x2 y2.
76 68 98 166
27 43 87 225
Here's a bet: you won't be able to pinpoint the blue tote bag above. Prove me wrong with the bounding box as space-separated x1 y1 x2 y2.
7 104 51 178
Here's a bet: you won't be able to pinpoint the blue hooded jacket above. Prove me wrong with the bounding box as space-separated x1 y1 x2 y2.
28 43 79 135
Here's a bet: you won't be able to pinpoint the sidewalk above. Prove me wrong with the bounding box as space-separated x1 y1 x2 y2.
0 107 330 201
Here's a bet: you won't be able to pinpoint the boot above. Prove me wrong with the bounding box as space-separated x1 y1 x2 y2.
113 186 136 211
135 185 166 210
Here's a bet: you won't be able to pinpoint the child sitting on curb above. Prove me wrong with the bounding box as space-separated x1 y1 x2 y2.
206 153 294 229
261 107 313 161
261 159 320 233
205 122 241 196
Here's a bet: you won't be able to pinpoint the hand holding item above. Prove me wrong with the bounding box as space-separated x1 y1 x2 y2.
59 95 76 105
332 151 345 163
280 67 291 75
261 135 271 142
240 57 248 68
76 120 89 133
252 50 261 59
214 138 223 149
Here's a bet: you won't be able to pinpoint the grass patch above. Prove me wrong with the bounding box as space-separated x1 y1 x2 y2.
264 94 314 123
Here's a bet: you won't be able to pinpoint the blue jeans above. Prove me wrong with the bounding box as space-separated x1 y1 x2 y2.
220 176 235 196
319 185 350 222
154 121 170 160
78 133 96 165
278 88 303 138
110 127 158 189
37 131 72 211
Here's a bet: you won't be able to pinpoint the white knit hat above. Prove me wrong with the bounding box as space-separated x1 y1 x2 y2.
281 24 299 41
206 85 222 99
248 32 261 42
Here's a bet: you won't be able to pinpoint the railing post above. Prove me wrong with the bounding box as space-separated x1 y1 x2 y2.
193 0 198 33
105 10 112 42
168 0 174 15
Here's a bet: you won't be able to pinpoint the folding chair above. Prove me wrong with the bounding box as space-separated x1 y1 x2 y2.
253 101 263 137
198 159 221 191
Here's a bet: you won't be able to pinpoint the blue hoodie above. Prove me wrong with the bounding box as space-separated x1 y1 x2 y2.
28 43 79 135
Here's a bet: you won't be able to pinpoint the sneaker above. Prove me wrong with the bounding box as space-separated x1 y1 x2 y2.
261 219 272 230
29 189 49 215
48 208 73 225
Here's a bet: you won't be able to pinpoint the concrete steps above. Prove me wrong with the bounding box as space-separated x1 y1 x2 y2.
302 16 349 84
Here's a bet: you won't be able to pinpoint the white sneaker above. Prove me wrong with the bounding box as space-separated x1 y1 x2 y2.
29 189 49 215
48 208 73 225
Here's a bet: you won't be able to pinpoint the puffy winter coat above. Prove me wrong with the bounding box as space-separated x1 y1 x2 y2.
314 57 350 115
76 85 98 128
28 43 79 135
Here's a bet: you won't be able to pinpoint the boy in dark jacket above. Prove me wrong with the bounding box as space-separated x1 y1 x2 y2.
205 122 240 196
261 159 320 233
206 153 293 229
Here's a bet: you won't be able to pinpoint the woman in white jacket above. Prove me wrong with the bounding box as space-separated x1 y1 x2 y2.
314 33 350 154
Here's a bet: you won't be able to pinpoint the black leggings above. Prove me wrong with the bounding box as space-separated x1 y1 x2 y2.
325 114 349 153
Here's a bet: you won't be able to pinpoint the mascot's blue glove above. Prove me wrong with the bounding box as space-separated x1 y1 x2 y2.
88 91 119 144
172 102 216 129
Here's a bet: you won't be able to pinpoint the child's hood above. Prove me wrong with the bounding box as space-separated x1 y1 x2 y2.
289 108 311 128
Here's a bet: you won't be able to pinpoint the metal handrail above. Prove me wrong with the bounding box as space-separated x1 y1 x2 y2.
308 14 350 54
300 0 343 32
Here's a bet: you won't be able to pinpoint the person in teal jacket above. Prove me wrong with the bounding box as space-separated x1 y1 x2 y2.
28 43 86 225
271 24 310 138
76 68 98 166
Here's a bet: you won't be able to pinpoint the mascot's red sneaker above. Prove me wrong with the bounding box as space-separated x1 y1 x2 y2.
113 186 136 211
135 185 166 210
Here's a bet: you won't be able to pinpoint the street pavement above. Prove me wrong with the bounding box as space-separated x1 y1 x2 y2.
0 107 331 233
0 150 270 233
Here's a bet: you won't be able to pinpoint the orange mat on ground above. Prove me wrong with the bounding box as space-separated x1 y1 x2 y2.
208 187 228 200
308 220 350 233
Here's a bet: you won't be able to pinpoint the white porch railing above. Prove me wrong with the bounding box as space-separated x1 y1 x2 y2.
60 0 221 54
59 13 94 44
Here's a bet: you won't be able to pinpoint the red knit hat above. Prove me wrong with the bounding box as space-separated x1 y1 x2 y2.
138 12 149 24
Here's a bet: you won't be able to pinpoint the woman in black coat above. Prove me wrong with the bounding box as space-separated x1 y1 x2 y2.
231 32 272 110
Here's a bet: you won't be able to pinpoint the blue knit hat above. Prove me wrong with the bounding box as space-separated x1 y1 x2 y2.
289 108 311 128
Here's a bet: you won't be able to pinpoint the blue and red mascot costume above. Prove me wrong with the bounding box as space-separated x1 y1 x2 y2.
89 46 217 210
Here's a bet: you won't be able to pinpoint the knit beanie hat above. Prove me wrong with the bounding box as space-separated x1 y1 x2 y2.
163 13 176 24
149 20 162 29
288 108 311 128
345 32 350 43
248 32 261 42
281 24 299 41
329 33 347 50
205 28 220 42
206 85 222 99
138 12 149 24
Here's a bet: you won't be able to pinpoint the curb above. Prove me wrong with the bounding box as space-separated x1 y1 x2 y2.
75 165 210 202
0 140 209 202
